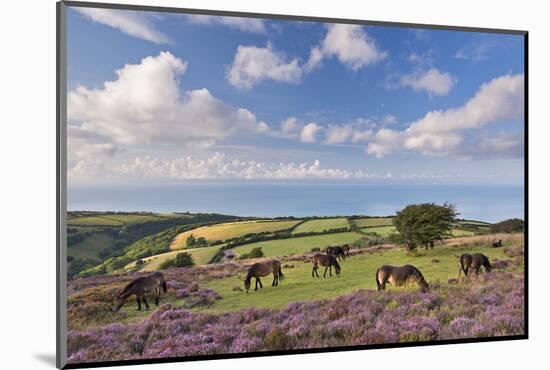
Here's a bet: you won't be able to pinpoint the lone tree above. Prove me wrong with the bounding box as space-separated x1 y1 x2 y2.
393 202 458 252
186 234 196 248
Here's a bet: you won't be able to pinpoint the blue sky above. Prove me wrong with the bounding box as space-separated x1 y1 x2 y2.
66 6 525 186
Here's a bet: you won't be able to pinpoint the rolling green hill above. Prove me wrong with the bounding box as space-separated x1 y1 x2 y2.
67 212 238 278
170 219 301 250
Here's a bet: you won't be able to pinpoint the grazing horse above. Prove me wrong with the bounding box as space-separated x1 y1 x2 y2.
492 239 503 248
112 272 167 312
312 253 341 278
244 259 284 293
459 253 492 276
376 265 429 292
342 244 351 256
325 246 346 261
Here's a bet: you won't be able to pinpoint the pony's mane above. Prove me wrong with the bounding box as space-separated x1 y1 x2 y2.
119 280 135 297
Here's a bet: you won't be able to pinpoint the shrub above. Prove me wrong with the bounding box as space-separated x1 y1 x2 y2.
239 247 264 260
159 252 195 270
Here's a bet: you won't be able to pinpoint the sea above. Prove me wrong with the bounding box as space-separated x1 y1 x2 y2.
67 183 525 223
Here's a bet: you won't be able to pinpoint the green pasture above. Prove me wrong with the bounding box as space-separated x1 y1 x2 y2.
125 246 219 271
451 229 476 237
233 231 364 257
292 218 349 233
170 220 301 249
360 225 396 236
352 217 394 228
197 243 517 313
68 216 125 226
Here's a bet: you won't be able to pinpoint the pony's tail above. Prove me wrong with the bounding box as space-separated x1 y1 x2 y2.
162 279 167 294
375 269 381 290
278 265 285 281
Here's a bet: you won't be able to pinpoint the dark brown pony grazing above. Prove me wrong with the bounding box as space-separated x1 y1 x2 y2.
325 246 346 261
492 239 503 248
244 259 284 293
459 253 492 276
342 244 351 256
312 253 341 278
112 272 167 312
376 265 429 292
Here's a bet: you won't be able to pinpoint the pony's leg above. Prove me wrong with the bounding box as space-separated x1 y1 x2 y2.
255 278 259 291
155 288 160 306
323 266 328 278
312 266 315 278
136 296 141 311
142 295 150 310
329 265 333 277
272 273 276 286
258 278 263 289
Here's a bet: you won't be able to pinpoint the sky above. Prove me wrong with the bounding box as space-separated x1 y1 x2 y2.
66 6 525 187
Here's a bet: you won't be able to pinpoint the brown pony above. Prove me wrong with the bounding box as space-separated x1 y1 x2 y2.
376 265 429 292
112 272 167 312
459 253 492 276
342 244 351 256
492 239 503 248
244 259 284 293
312 253 341 278
325 246 346 261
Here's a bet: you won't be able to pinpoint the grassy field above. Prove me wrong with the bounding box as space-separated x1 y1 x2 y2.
124 246 219 271
199 243 517 312
352 217 394 228
170 220 301 249
233 231 363 257
451 229 476 237
292 218 349 233
68 213 182 226
68 216 126 226
360 225 396 236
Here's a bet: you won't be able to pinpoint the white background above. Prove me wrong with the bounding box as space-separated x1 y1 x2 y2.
0 0 547 368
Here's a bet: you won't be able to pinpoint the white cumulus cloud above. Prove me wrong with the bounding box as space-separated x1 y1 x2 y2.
109 152 380 181
300 123 321 143
306 24 387 72
400 68 456 96
75 7 170 44
68 51 269 148
226 44 302 90
366 73 524 158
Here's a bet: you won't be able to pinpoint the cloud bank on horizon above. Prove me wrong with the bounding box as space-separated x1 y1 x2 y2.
67 7 525 185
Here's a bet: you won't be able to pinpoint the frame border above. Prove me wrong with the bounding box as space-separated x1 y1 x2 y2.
57 1 68 368
56 1 528 369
